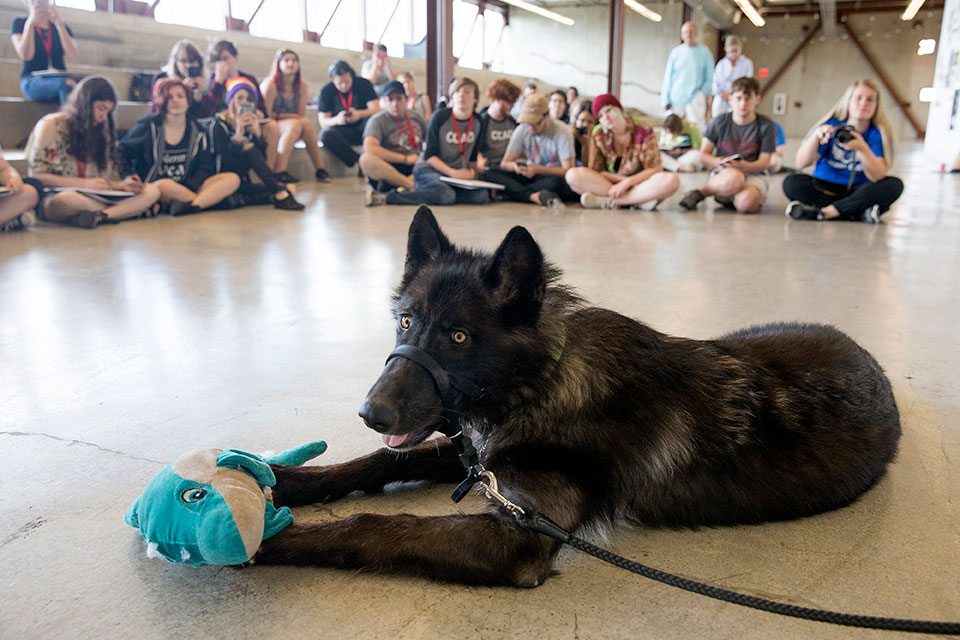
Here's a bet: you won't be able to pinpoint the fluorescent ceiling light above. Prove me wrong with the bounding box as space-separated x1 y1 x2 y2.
732 0 766 27
500 0 575 26
625 0 662 22
902 0 926 20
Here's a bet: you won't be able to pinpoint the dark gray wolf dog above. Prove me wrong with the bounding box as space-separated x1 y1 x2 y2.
257 207 901 586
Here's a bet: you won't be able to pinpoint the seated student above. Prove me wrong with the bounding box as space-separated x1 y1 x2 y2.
484 94 578 207
565 87 579 119
566 94 679 210
152 40 219 120
358 80 427 193
365 78 487 207
570 100 597 167
769 120 787 173
477 78 521 173
784 79 902 224
658 114 702 173
260 49 330 183
209 78 303 211
10 0 79 104
118 78 240 216
26 77 161 229
678 77 775 214
398 72 432 122
548 90 569 124
317 60 380 168
510 82 537 120
361 44 397 94
0 145 41 231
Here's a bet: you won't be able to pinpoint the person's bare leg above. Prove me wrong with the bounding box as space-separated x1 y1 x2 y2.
298 117 325 171
613 171 680 207
700 167 744 198
0 184 39 225
42 191 104 222
192 173 241 209
564 167 617 196
359 153 413 190
262 120 280 171
101 183 162 219
732 186 763 213
275 119 303 174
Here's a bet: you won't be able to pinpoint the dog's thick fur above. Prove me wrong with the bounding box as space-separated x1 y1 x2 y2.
257 207 901 586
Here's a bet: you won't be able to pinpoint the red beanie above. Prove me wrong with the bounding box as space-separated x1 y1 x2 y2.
591 93 623 118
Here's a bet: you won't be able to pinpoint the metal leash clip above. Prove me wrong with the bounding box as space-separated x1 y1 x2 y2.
477 470 525 517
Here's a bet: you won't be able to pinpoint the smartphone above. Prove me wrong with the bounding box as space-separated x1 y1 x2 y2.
516 159 527 167
720 154 743 164
240 102 256 115
187 66 202 78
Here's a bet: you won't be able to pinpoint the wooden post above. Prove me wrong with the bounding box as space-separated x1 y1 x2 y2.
607 0 625 96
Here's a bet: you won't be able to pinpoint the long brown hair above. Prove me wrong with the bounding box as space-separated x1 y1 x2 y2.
63 76 117 172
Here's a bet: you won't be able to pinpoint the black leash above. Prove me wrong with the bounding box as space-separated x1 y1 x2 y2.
385 346 960 636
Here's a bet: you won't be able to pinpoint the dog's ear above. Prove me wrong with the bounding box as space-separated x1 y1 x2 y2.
484 226 545 325
404 206 452 282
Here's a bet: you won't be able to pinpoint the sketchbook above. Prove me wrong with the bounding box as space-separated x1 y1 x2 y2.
0 187 12 197
51 187 135 203
439 176 505 190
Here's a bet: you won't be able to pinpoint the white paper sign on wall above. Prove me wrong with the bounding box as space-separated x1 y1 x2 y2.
773 93 787 115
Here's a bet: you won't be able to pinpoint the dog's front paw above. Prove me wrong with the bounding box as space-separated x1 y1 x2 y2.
270 464 356 507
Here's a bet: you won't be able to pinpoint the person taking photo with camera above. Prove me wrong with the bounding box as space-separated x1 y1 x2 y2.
784 78 903 224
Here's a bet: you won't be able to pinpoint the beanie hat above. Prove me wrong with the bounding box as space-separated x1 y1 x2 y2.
591 93 622 119
225 76 259 105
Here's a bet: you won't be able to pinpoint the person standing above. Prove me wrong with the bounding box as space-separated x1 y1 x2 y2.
317 60 380 168
10 0 79 104
661 21 714 132
712 35 754 116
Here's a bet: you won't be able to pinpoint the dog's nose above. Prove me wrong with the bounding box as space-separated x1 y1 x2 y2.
358 401 397 433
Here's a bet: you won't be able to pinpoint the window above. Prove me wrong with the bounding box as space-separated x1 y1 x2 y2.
918 39 936 55
154 0 227 31
306 0 362 52
54 0 95 10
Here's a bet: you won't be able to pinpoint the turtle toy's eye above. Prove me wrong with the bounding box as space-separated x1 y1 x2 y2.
182 488 208 503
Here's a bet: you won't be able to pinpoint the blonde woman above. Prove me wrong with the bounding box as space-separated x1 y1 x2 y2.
785 79 902 223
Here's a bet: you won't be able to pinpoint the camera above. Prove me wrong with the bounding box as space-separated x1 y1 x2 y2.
187 66 202 78
833 124 855 144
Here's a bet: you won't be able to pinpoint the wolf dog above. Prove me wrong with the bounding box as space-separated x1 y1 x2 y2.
257 206 901 586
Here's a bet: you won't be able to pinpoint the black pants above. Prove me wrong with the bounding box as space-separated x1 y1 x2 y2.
319 125 363 166
782 174 903 220
483 169 578 203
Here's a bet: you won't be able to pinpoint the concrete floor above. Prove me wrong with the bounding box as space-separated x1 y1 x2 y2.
1 146 958 639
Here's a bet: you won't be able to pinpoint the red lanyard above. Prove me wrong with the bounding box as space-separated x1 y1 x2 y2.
35 25 53 62
451 113 474 165
395 113 418 149
338 90 353 111
76 157 86 178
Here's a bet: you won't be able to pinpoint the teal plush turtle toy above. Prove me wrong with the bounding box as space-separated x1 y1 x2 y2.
124 441 326 567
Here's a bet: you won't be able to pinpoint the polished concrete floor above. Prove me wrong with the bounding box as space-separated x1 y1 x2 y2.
2 146 959 639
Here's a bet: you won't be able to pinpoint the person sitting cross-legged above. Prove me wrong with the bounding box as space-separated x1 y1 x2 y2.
365 77 487 207
0 145 41 231
678 77 775 214
483 93 579 207
565 94 679 210
358 80 426 194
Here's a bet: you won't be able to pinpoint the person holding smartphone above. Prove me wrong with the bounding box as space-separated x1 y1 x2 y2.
361 44 397 94
10 0 80 104
152 40 219 119
679 77 775 214
317 60 380 168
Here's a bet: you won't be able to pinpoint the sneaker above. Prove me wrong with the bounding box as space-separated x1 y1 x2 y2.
785 200 823 221
69 210 105 229
276 171 300 183
714 195 735 209
860 204 880 224
679 189 705 210
536 189 563 208
168 199 199 216
580 192 615 209
0 211 37 231
272 192 306 210
315 168 332 182
364 190 387 207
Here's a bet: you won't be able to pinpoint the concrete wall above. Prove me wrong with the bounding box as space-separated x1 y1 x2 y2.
727 11 941 140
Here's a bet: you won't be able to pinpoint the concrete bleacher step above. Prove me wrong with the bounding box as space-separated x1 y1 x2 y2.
0 97 150 149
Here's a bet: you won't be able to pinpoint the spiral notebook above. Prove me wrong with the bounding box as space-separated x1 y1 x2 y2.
439 176 504 190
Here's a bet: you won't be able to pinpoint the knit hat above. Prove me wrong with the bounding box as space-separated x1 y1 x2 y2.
591 93 622 119
225 76 259 105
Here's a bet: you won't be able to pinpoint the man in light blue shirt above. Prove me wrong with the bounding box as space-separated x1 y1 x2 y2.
661 21 714 131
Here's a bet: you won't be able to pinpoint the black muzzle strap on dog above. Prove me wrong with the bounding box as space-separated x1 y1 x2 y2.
385 345 486 502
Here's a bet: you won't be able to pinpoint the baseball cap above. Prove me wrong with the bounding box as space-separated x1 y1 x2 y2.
379 80 406 98
518 94 549 125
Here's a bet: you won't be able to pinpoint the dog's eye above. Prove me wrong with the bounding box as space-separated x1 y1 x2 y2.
451 329 469 345
399 315 412 330
182 488 207 503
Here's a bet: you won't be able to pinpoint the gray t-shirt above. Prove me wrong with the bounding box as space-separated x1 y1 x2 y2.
422 108 482 170
505 118 574 168
363 110 427 155
478 109 517 169
702 112 776 162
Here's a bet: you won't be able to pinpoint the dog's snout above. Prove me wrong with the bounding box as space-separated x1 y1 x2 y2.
358 400 397 433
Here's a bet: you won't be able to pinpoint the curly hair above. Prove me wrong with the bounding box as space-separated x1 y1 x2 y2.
63 76 117 173
486 79 521 104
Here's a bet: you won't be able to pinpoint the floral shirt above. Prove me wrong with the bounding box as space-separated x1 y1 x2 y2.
27 115 105 178
589 121 660 176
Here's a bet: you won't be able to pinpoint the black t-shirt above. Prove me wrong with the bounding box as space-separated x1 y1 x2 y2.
317 77 378 132
11 18 73 77
159 130 189 183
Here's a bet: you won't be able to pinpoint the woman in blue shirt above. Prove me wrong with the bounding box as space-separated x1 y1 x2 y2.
784 79 903 223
